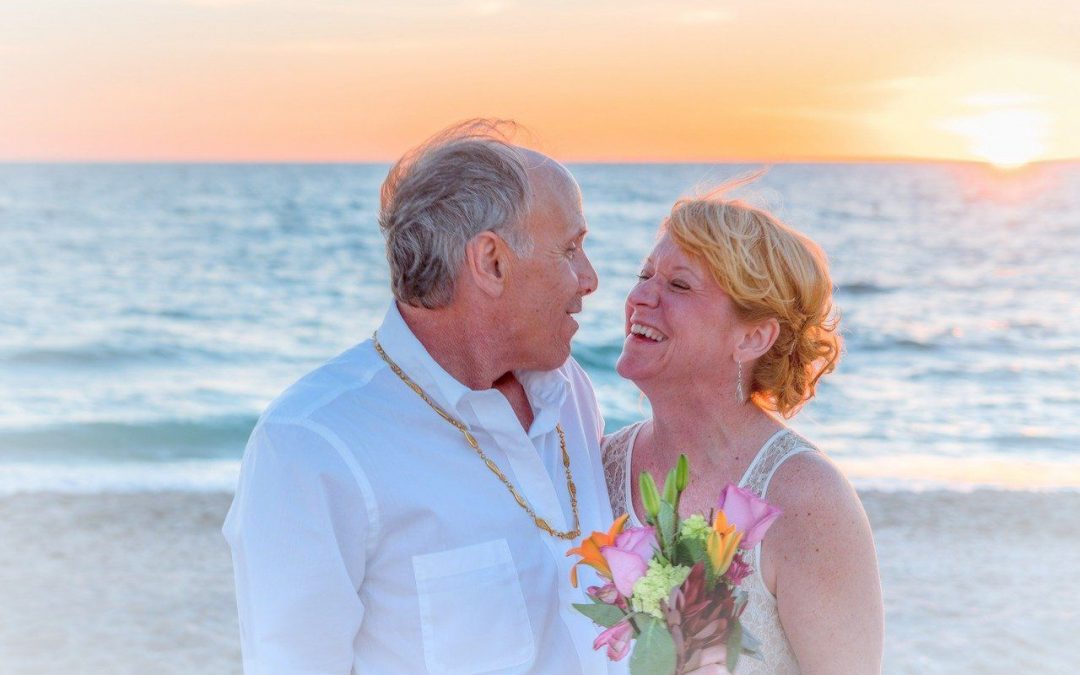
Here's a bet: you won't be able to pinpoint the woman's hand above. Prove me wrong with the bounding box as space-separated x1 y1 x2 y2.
682 645 730 675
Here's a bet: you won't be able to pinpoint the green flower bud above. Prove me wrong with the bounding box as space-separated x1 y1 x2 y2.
640 472 661 520
675 454 689 492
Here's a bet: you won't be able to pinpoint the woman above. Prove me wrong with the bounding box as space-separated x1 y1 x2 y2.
603 188 883 674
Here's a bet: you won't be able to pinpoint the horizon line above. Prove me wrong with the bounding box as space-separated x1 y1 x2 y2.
2 156 1077 167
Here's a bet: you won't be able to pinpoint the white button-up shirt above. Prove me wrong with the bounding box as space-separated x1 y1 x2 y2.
223 303 620 674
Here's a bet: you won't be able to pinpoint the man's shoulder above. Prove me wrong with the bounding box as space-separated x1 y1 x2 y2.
259 339 385 426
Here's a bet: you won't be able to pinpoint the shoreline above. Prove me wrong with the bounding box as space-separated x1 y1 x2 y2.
5 458 1080 497
2 489 1078 674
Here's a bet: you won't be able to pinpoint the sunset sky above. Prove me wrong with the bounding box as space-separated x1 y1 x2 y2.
2 0 1078 164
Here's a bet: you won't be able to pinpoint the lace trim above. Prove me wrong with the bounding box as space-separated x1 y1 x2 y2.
601 422 643 522
738 429 818 674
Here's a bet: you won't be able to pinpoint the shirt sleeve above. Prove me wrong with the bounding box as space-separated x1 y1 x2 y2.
223 419 372 675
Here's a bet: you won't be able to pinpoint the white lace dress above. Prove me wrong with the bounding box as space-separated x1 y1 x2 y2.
602 422 818 675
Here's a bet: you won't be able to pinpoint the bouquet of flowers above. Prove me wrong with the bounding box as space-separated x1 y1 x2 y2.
567 455 782 674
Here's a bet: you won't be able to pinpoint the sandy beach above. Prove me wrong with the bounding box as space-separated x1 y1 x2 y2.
1 488 1077 674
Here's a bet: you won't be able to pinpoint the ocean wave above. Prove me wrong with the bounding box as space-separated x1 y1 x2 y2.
3 345 190 367
836 281 893 296
843 333 942 353
0 416 257 461
1 342 247 368
844 327 1060 355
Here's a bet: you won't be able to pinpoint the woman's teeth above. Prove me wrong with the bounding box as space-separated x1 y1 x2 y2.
630 324 667 342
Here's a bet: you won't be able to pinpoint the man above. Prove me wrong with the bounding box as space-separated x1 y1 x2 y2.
223 120 616 674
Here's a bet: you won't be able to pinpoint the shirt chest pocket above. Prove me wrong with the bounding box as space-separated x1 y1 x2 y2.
412 539 535 674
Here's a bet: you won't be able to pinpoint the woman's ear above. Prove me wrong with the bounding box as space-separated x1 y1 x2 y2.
735 317 780 362
463 230 510 298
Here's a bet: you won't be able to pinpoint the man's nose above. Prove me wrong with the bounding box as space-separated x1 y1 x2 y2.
577 249 598 296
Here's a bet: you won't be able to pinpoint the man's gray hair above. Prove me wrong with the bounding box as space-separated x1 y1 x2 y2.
378 119 534 309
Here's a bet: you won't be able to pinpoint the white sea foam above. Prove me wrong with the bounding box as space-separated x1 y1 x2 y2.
4 455 1079 496
0 460 241 496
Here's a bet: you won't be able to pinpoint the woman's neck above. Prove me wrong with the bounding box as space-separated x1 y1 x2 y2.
643 381 782 474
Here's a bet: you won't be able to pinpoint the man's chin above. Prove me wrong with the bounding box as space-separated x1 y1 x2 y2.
536 344 573 371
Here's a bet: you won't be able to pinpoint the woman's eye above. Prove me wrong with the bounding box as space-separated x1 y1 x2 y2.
636 272 650 281
671 280 690 290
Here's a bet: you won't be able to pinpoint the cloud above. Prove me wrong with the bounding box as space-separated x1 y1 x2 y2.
961 91 1044 108
461 0 516 16
168 0 261 6
676 8 734 24
277 38 427 54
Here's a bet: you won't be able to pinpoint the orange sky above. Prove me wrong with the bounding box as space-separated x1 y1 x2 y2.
2 1 1078 163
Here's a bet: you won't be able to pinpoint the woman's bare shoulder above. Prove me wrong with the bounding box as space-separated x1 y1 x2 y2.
764 443 884 672
765 447 870 553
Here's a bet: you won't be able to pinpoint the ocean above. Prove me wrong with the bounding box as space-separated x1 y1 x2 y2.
3 161 1077 493
3 162 1080 674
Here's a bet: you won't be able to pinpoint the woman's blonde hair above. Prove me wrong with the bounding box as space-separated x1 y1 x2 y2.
663 180 841 417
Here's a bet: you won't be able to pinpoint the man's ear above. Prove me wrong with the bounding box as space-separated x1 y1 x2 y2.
463 231 510 298
735 317 780 362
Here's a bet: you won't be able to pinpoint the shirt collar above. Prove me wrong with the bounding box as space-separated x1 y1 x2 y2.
374 302 472 417
374 302 569 436
516 367 569 439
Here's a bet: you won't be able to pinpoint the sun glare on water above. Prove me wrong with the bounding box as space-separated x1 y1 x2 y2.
944 93 1049 169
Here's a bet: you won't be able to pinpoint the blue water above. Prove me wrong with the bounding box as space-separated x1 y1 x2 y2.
3 162 1079 492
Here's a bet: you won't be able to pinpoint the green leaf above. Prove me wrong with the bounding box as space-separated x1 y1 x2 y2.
726 617 744 672
662 469 678 505
658 502 677 553
572 602 627 628
629 616 676 675
741 625 763 659
674 537 706 569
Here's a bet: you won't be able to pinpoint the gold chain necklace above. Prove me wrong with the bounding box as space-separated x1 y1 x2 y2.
372 332 581 540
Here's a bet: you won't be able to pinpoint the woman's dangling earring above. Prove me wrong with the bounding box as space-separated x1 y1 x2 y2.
736 361 745 403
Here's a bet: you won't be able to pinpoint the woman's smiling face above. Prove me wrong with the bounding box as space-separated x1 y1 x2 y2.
616 232 745 388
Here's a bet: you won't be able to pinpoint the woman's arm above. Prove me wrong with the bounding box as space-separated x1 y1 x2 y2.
765 452 884 674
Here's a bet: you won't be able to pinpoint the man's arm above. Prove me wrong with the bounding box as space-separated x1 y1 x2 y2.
223 420 373 675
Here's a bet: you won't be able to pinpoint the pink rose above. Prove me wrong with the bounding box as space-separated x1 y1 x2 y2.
717 484 782 549
600 525 656 596
614 526 656 560
593 618 634 661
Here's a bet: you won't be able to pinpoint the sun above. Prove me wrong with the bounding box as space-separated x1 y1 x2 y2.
943 97 1049 169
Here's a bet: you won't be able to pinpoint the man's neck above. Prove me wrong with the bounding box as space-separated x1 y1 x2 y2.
398 302 510 391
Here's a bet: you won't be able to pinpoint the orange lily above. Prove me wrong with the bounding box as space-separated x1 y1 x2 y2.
566 513 629 587
706 510 743 576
